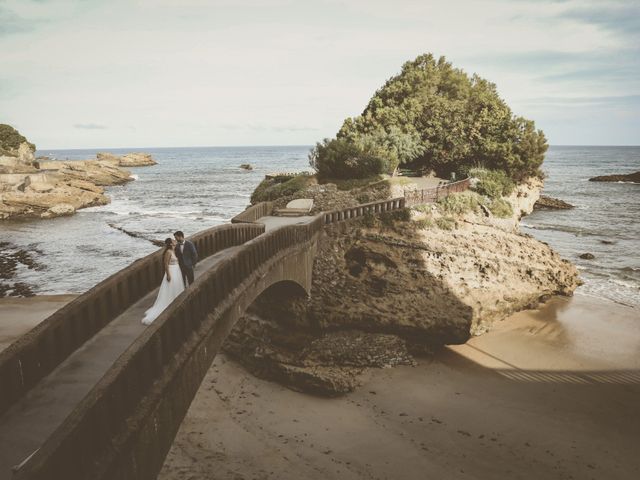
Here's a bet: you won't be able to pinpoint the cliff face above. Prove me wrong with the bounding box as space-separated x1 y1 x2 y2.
224 176 580 395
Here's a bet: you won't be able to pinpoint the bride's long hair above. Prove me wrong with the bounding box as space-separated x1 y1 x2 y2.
164 237 173 253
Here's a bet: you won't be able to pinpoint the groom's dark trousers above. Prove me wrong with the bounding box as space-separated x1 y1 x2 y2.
176 240 198 286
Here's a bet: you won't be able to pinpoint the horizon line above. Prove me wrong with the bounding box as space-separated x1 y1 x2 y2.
36 143 640 151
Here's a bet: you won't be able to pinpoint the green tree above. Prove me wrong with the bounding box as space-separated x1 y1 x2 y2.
0 124 36 154
311 53 547 182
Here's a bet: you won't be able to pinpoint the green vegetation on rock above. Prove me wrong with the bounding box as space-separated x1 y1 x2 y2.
435 189 513 220
437 191 486 216
470 168 515 199
435 216 456 230
488 198 513 218
0 124 35 154
250 174 314 203
309 138 392 180
309 53 547 182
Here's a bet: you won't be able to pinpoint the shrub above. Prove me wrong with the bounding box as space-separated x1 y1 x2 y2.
0 124 35 153
309 138 390 180
470 168 515 200
437 191 486 216
251 174 313 203
435 216 456 230
361 212 377 228
489 198 514 218
489 198 513 218
380 208 411 226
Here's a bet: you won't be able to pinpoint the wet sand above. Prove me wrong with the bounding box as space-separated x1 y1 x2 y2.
159 294 640 480
0 295 77 352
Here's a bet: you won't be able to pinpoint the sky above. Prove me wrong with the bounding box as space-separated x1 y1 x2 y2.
0 0 638 149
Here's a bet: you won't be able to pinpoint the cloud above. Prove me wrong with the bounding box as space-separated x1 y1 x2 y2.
559 2 640 38
0 0 637 147
0 6 33 36
74 123 107 130
518 94 640 108
220 123 319 132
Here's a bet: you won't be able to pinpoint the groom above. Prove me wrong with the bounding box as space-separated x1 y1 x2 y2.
174 230 198 286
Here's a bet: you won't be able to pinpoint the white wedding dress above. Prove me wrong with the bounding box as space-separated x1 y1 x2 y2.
142 251 186 325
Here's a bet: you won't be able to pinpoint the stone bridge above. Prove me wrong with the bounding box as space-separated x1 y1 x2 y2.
0 196 408 480
0 179 470 479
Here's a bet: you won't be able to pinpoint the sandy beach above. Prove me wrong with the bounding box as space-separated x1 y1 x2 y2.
158 293 640 480
0 294 77 352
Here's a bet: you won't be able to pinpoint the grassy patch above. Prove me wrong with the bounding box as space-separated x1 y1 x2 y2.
489 198 514 218
414 218 433 230
412 204 432 213
435 216 456 230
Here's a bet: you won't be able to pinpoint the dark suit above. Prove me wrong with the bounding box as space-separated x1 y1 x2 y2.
175 240 198 286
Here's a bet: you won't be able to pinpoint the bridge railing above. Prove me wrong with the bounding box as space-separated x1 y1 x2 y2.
231 201 274 224
0 223 264 417
403 177 471 206
323 197 406 224
15 215 325 480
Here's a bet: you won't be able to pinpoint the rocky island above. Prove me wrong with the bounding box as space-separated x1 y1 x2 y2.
0 124 156 220
224 54 580 395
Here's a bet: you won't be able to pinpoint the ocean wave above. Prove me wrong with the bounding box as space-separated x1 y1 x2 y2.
129 174 139 180
579 279 640 309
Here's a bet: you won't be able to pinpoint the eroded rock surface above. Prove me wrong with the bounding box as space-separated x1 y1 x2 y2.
224 313 417 396
229 175 580 395
0 128 141 219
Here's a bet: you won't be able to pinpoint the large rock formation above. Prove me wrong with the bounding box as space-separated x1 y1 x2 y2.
225 176 580 395
0 125 138 220
96 152 157 167
37 160 133 186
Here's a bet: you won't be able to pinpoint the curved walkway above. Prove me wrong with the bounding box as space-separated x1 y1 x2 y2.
0 247 240 478
0 194 429 479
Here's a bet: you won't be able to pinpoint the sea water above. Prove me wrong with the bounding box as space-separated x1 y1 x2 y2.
1 146 638 309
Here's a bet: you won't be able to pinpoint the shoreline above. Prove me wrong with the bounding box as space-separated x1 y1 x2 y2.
0 294 78 352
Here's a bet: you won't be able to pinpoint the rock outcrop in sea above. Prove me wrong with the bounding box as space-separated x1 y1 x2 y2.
96 152 157 167
0 125 156 220
589 171 640 183
225 175 580 395
534 195 574 210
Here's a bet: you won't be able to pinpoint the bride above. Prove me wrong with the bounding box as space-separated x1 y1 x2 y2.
142 238 186 325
